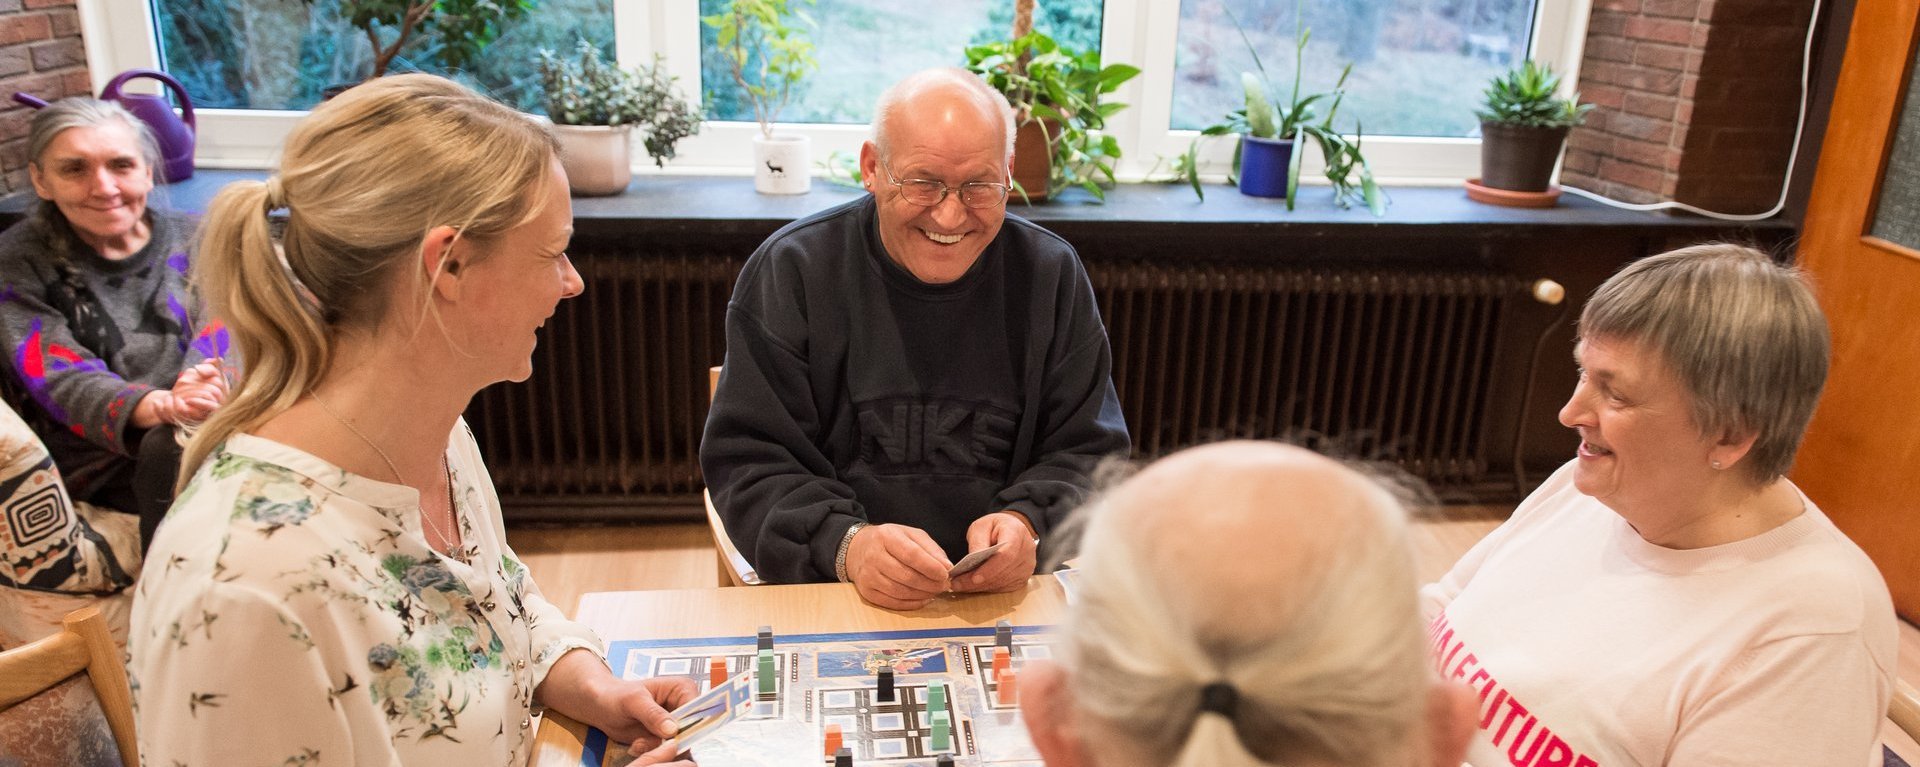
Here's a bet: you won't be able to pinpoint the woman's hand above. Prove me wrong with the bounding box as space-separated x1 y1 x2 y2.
600 677 700 755
134 359 229 428
537 649 700 764
169 359 228 423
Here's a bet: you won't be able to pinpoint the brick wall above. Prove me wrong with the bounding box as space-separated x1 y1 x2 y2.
0 0 89 194
1563 0 1816 212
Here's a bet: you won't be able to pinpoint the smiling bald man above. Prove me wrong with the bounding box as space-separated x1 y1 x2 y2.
700 67 1130 610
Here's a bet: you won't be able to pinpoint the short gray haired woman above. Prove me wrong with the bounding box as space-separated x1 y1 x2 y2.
1425 243 1896 765
0 97 228 556
130 75 694 766
1022 441 1477 767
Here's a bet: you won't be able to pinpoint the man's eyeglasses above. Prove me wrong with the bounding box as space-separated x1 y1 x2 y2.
880 161 1011 209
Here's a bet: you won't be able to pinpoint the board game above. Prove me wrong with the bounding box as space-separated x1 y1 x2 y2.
576 624 1054 767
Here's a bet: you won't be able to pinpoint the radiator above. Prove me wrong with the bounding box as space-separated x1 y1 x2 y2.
469 248 738 505
1093 263 1527 485
469 250 1530 512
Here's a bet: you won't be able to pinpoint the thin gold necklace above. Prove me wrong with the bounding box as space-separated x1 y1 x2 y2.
311 392 459 551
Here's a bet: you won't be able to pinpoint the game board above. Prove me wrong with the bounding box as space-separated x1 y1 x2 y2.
576 625 1054 767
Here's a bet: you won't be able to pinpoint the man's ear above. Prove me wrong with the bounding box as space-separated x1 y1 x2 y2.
1423 680 1478 767
1022 661 1093 767
859 141 880 193
420 225 463 300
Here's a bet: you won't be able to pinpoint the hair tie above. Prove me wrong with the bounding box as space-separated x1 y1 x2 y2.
1198 681 1238 718
262 176 285 212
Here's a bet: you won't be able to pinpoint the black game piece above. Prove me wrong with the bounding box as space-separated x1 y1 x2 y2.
757 625 773 652
936 755 955 767
834 746 853 767
995 619 1012 650
877 666 895 702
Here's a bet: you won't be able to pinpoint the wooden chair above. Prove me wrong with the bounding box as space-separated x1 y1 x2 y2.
0 606 137 767
707 366 761 587
1892 679 1920 744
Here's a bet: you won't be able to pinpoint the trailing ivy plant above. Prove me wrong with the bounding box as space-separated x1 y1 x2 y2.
702 0 819 139
965 31 1140 202
1181 9 1386 214
536 40 703 166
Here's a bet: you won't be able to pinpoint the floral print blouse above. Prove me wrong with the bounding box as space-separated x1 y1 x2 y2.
129 421 601 766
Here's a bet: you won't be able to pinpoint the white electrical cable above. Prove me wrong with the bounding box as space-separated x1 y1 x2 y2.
1560 0 1823 221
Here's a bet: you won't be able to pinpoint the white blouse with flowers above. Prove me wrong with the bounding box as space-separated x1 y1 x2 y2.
129 421 601 766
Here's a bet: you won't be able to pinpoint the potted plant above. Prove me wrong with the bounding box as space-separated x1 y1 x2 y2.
965 0 1140 202
303 0 534 83
703 0 819 195
536 41 702 196
1181 15 1385 214
1468 60 1592 207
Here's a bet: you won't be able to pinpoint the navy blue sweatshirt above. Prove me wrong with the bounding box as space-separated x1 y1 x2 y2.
700 197 1130 583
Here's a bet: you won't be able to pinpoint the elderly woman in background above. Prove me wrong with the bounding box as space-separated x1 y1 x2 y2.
130 74 695 767
1425 243 1896 765
1021 441 1477 767
0 98 227 552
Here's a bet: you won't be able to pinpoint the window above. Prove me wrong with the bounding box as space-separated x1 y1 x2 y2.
695 0 1102 125
87 0 1584 180
1170 0 1534 137
153 0 613 112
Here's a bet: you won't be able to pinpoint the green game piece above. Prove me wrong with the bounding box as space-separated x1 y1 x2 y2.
926 679 946 713
757 648 776 695
930 709 951 751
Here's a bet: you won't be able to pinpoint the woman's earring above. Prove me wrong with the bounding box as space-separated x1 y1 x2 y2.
1711 460 1723 470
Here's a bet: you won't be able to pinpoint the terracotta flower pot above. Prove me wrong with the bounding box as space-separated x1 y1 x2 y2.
1478 121 1571 193
1011 118 1058 203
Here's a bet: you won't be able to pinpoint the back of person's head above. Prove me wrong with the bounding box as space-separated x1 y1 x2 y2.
183 73 559 488
1579 242 1829 485
1024 441 1463 767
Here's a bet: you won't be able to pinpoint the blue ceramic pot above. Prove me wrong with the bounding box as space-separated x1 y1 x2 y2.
1237 135 1294 198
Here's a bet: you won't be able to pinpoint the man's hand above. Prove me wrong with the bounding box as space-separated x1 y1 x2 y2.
951 512 1037 593
846 523 950 610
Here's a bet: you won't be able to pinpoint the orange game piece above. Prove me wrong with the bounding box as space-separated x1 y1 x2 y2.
709 656 727 688
992 646 1011 679
824 723 844 757
998 666 1018 706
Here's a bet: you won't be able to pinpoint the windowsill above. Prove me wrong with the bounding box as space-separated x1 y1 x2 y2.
0 169 1791 239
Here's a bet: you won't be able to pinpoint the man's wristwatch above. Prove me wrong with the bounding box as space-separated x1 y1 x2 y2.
834 522 868 583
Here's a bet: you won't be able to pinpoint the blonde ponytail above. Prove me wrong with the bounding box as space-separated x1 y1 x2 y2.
178 180 331 490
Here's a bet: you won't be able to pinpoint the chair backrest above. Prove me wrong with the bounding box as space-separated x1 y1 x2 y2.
706 366 761 587
1892 679 1920 745
0 606 137 767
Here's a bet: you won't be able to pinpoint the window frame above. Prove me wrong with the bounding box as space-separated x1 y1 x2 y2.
85 0 1593 182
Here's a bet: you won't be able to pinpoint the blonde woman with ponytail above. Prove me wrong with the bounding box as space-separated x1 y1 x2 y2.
128 75 696 766
1020 441 1477 767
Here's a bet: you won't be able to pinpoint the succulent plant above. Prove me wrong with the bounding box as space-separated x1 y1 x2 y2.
1477 60 1593 129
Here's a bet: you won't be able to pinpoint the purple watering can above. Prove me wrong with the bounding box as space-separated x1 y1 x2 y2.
12 69 197 183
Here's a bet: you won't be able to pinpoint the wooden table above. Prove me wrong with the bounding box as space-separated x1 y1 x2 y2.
530 578 1067 766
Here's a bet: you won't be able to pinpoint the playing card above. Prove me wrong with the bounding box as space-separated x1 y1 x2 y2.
948 541 1007 578
669 668 755 752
